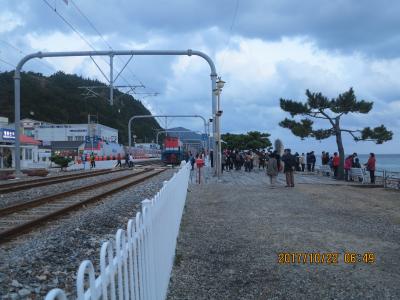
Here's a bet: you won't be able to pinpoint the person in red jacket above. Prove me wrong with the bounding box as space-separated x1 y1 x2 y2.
365 153 376 184
332 152 340 178
344 155 353 181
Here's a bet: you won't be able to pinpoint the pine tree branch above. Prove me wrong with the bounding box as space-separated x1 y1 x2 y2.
341 128 362 140
305 112 330 119
318 109 335 127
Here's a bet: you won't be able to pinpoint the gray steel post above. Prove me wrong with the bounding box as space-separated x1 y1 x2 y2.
14 49 217 175
211 75 217 175
110 54 114 105
14 72 21 176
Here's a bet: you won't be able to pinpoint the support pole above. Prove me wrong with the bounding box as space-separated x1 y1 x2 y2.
14 72 21 176
211 75 217 176
109 54 114 105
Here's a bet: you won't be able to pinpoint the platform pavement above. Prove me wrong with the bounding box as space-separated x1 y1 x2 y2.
167 168 400 299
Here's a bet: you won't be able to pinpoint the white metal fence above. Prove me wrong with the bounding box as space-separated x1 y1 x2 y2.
45 161 191 300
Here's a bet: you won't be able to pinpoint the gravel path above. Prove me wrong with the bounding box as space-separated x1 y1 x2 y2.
168 170 400 299
0 168 141 208
0 168 175 299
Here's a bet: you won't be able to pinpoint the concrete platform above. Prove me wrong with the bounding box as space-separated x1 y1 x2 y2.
167 168 400 299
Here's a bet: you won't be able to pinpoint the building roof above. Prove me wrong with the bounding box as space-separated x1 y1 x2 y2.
20 134 41 145
51 141 85 149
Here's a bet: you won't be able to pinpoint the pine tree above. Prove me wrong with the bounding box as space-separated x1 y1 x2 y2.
279 88 393 179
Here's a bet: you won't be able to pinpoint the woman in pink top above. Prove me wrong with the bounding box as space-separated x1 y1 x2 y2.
365 153 376 184
344 155 353 181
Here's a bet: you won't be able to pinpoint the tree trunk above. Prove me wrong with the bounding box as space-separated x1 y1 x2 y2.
335 118 345 180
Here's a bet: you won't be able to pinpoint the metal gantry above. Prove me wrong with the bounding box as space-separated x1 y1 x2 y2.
13 49 220 177
127 114 209 151
155 129 203 146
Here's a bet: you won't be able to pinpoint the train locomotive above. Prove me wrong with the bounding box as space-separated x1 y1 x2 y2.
161 136 184 165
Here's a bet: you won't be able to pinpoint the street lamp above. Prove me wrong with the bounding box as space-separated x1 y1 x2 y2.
214 77 225 179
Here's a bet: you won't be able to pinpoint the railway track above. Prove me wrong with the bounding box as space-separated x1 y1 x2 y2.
0 159 162 194
0 166 165 243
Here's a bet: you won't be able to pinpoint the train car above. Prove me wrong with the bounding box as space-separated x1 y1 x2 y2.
161 136 184 165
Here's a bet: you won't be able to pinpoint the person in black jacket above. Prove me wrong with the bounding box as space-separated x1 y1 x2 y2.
282 149 296 187
309 151 316 172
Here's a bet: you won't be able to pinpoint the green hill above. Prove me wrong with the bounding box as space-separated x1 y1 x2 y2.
0 71 161 144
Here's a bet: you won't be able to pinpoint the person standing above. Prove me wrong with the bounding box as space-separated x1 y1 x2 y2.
332 152 340 178
299 153 305 172
129 153 134 168
282 149 295 187
306 152 311 172
365 153 376 184
309 151 316 172
90 152 95 169
81 153 86 170
115 153 122 168
259 151 266 170
266 153 279 187
344 155 353 181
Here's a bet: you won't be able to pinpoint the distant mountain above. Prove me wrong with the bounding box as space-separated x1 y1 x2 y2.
0 71 161 144
163 126 207 143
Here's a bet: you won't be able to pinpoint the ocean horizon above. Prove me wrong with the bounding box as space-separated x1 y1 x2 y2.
313 153 400 172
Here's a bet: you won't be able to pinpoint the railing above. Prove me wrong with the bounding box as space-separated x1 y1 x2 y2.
45 161 191 300
314 165 400 189
379 169 400 189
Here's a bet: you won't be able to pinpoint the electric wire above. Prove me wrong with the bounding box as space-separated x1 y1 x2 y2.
42 0 132 91
0 57 15 68
219 0 240 75
69 0 156 94
0 40 55 71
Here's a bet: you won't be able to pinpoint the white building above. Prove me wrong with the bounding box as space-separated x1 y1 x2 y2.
0 117 41 169
35 123 118 143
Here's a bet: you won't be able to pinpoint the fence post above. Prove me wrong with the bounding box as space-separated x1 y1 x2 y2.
45 161 192 300
142 198 156 300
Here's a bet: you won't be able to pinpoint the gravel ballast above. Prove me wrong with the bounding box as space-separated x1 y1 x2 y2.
167 170 400 299
0 169 139 208
0 168 175 299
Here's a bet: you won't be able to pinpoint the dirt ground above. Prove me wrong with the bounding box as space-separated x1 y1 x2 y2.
167 170 400 299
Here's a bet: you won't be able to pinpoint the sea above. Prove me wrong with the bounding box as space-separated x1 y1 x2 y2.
315 154 400 173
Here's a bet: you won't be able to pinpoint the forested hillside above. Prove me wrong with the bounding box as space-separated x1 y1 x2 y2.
0 71 161 144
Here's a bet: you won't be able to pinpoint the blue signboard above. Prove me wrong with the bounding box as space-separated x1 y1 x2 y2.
2 128 15 140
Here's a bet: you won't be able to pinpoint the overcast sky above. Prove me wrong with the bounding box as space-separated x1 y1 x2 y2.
1 0 399 154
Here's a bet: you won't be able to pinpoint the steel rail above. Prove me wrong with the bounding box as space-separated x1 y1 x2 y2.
0 167 166 243
0 160 161 193
0 169 118 193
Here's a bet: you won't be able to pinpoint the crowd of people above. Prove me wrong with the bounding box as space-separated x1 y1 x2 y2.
217 148 377 186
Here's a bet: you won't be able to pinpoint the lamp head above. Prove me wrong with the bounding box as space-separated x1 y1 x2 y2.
216 78 225 89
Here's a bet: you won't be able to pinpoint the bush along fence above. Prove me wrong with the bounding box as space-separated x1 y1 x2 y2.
45 161 191 300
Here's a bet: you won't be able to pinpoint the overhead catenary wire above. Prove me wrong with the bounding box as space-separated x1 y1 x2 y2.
0 57 16 68
42 0 142 97
219 0 240 75
69 0 158 94
0 39 55 72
